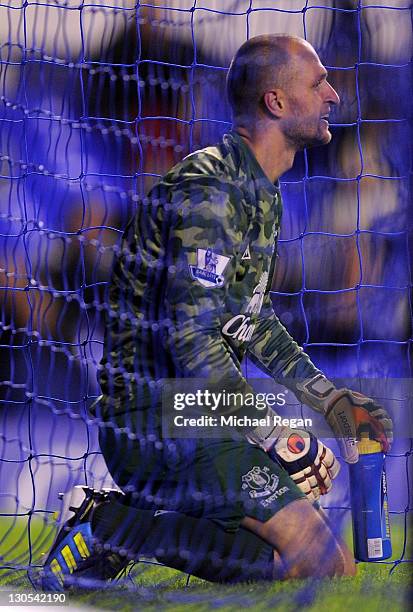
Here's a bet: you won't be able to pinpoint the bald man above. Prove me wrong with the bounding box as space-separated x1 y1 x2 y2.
42 35 392 590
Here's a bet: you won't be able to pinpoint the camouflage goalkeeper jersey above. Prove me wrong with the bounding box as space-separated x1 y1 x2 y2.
96 131 319 431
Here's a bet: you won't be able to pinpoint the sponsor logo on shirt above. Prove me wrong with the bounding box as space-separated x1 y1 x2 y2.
222 272 268 342
189 248 231 288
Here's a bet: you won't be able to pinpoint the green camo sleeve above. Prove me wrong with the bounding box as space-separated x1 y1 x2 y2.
246 292 321 390
162 177 259 410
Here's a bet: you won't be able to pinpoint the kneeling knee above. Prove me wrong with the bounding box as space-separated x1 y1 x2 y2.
280 516 353 579
283 541 346 579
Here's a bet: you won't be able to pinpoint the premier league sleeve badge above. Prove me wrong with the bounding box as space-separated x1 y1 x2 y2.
189 248 231 288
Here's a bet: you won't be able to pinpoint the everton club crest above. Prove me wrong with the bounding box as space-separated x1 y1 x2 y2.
189 248 231 288
241 466 280 499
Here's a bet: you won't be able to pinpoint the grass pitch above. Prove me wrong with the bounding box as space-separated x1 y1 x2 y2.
0 515 411 611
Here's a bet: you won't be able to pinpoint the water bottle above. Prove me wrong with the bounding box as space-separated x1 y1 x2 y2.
349 431 392 561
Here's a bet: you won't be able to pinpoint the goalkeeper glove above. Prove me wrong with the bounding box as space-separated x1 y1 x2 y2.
268 430 340 503
296 374 393 464
245 414 340 502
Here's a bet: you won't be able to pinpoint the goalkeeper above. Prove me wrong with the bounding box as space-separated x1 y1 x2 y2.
42 34 393 589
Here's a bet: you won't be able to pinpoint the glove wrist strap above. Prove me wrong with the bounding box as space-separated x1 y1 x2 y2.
295 374 336 414
246 407 295 451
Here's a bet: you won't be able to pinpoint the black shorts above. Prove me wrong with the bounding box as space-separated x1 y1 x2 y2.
99 428 305 532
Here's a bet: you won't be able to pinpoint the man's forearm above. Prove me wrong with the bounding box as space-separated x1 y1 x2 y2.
246 307 320 390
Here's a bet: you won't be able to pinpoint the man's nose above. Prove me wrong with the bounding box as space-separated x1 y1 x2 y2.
326 81 340 106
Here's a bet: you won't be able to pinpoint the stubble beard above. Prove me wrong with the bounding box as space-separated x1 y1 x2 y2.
283 114 332 151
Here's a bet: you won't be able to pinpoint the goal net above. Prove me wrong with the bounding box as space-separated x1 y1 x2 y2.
0 0 411 587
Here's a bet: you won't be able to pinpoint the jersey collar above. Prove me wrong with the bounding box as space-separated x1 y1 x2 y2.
228 130 281 197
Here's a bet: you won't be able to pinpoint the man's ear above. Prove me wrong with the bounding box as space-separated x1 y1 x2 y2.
262 89 285 118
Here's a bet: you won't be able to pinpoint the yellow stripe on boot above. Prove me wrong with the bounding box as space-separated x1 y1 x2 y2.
50 558 64 586
61 545 77 573
74 532 91 560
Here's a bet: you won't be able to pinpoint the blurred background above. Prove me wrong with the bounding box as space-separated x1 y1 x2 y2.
0 0 411 578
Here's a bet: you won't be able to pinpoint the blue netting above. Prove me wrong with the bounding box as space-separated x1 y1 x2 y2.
0 0 412 588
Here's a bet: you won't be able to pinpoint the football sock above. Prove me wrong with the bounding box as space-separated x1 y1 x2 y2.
91 499 274 583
